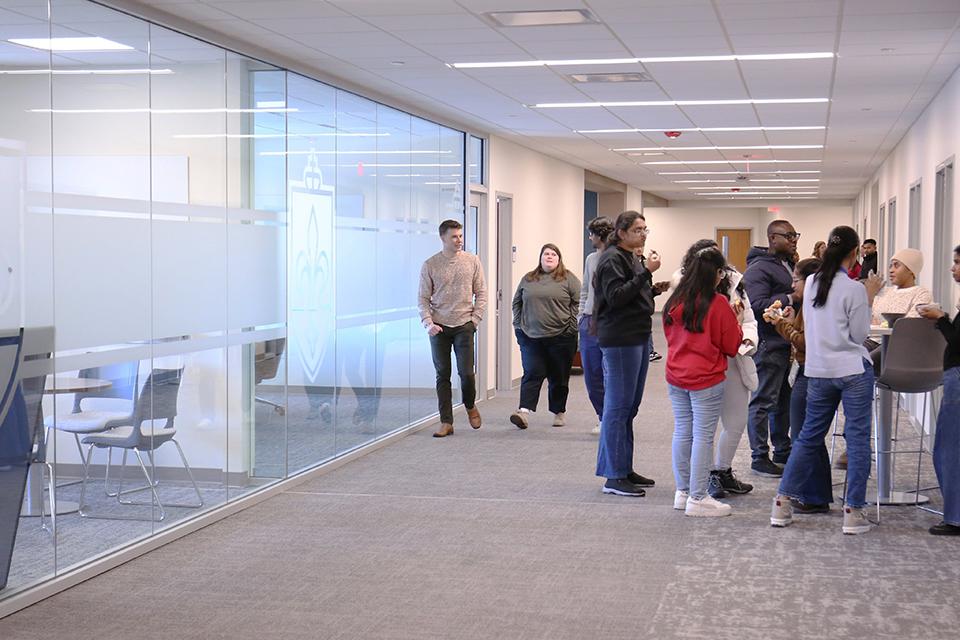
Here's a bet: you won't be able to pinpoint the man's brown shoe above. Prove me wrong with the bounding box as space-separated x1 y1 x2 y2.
467 407 482 429
433 423 454 438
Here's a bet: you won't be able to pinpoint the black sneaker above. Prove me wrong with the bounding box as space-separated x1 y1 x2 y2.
707 472 727 499
602 478 646 497
791 499 830 514
627 471 655 487
649 350 663 362
929 521 960 536
718 467 753 494
751 457 784 478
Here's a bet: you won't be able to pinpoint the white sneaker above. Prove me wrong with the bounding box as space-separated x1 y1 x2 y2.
770 494 793 527
552 412 565 427
685 494 732 517
673 490 689 510
591 422 601 435
842 505 872 535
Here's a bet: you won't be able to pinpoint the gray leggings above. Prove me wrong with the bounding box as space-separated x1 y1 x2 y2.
714 359 751 470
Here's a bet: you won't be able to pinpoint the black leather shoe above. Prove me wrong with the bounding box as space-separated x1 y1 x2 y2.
929 521 960 536
627 471 655 487
791 499 830 514
751 457 783 477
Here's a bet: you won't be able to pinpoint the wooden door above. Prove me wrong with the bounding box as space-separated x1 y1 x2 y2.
716 228 752 273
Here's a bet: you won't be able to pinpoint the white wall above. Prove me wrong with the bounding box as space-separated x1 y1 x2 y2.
857 65 960 303
485 136 585 386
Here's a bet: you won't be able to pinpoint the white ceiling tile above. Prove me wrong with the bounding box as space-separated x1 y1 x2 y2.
207 1 348 19
255 17 378 35
740 59 833 98
844 12 960 32
716 0 840 20
844 0 960 15
606 105 696 129
723 16 838 35
393 27 510 44
643 61 748 100
611 21 725 39
497 24 615 43
332 0 475 16
520 41 632 57
729 32 837 51
755 102 829 126
362 13 485 30
570 82 670 102
679 104 762 128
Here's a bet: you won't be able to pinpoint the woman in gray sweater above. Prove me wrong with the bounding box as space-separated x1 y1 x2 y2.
511 244 581 429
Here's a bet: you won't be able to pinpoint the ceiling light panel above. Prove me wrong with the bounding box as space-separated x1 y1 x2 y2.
616 145 824 151
644 159 822 165
486 9 598 28
9 37 133 51
575 126 826 134
532 98 828 108
449 52 833 68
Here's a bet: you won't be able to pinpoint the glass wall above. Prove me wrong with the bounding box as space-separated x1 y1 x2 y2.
0 0 464 598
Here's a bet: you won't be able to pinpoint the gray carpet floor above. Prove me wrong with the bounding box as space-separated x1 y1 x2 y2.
2 332 959 639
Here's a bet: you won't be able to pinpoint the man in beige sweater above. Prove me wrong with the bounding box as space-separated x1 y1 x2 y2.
418 219 488 437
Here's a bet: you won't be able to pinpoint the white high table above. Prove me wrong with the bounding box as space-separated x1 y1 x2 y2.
871 326 930 506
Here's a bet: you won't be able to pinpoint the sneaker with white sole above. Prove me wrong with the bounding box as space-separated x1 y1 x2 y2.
685 494 732 517
509 410 529 430
842 505 872 535
552 412 565 427
770 494 793 527
602 478 645 497
673 490 690 510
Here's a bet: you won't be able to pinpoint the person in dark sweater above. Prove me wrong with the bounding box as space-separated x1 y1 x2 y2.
858 238 878 280
592 211 658 497
917 245 960 536
742 220 799 477
510 244 581 429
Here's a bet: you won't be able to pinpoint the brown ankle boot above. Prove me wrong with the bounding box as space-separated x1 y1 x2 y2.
433 423 454 438
467 407 481 429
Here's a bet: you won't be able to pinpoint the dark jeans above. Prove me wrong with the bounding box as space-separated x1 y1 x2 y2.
596 339 651 479
748 344 792 462
934 366 960 525
779 360 874 508
578 315 604 419
429 322 476 425
789 364 808 443
515 329 578 413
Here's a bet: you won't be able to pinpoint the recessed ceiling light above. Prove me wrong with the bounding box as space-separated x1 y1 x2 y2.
697 191 819 196
644 159 822 165
686 185 800 189
533 98 828 108
9 37 133 51
449 52 833 69
30 107 298 114
617 144 823 152
642 152 664 156
0 68 172 75
673 180 738 183
390 60 405 66
569 72 652 83
576 126 826 133
658 170 822 175
486 9 597 27
751 178 820 182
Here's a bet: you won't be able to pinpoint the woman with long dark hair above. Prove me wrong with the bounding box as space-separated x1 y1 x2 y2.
664 247 743 516
593 211 658 496
510 244 581 429
771 226 882 534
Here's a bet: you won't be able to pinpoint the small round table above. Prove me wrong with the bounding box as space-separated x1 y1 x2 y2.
22 377 112 517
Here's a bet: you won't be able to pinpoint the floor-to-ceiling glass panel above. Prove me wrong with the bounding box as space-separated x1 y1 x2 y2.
148 24 228 528
335 90 379 454
375 104 412 437
227 57 288 495
409 118 443 423
47 0 154 573
284 72 337 472
1 0 55 594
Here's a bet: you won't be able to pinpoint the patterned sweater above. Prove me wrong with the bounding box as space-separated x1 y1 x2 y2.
418 251 487 328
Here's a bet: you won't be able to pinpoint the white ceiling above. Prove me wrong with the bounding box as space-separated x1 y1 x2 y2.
7 0 960 203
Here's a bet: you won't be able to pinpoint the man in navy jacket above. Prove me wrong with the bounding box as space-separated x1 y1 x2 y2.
743 220 799 477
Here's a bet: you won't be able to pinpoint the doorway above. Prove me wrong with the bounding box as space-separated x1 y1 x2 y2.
715 228 752 273
469 190 489 398
495 193 514 391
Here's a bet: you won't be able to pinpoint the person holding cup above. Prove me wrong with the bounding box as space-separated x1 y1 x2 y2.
917 246 960 535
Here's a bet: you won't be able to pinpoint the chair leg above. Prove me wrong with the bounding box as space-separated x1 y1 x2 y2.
78 444 96 517
116 442 203 509
132 449 166 522
172 439 204 508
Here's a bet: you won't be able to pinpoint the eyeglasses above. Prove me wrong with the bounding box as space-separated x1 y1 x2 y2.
772 231 801 241
631 227 650 237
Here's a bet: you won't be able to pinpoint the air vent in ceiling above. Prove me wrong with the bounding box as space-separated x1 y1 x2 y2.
486 9 598 27
569 72 652 84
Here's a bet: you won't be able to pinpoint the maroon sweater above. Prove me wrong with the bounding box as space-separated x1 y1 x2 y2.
664 295 743 390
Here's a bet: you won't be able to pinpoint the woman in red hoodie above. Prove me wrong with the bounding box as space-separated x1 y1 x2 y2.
664 247 744 517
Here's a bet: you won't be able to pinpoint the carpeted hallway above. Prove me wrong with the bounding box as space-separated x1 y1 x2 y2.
2 336 958 639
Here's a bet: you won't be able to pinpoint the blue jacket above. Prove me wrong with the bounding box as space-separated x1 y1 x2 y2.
743 246 795 351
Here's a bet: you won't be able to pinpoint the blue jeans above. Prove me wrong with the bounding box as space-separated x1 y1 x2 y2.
748 344 792 462
778 360 874 508
578 315 604 419
789 365 808 443
669 381 726 498
934 366 960 525
596 339 651 479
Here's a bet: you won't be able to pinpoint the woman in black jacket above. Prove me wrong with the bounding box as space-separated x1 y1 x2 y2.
917 245 960 535
592 211 658 497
